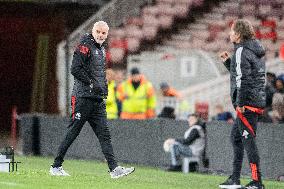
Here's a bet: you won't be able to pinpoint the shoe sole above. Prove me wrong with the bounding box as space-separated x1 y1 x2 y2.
50 173 70 176
111 168 135 179
49 170 70 176
219 185 242 189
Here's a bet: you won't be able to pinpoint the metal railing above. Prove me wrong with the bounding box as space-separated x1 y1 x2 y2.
174 58 284 119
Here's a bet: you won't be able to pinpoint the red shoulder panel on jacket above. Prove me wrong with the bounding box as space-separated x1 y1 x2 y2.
79 45 89 55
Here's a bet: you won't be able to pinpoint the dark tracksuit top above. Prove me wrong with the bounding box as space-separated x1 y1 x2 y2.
223 39 266 109
224 39 266 182
71 33 108 99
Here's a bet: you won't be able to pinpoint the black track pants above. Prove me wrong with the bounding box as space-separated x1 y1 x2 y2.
231 109 262 183
53 97 118 171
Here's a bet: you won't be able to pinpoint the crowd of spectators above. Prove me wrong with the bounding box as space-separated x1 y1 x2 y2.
105 67 284 124
257 71 284 123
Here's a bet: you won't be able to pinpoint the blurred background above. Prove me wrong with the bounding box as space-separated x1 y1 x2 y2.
0 0 284 177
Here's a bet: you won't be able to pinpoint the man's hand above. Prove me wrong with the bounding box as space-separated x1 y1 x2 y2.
219 51 230 63
163 138 176 152
236 106 245 113
166 138 175 144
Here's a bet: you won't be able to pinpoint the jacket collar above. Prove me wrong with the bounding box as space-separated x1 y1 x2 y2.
88 33 104 50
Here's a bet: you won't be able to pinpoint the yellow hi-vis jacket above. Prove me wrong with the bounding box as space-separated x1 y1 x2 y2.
117 76 156 119
106 80 118 119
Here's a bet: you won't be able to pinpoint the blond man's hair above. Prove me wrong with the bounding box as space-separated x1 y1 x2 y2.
232 19 255 42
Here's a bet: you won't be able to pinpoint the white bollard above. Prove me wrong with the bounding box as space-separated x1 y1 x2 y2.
0 155 10 172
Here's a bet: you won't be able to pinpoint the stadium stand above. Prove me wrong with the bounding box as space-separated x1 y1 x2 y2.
57 0 284 118
107 0 284 65
125 0 284 118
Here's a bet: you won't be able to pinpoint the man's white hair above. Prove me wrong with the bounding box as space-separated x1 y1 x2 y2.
92 21 109 33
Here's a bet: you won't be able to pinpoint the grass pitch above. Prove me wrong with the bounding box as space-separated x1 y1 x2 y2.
0 156 283 189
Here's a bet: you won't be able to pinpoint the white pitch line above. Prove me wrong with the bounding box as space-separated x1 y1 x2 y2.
0 181 22 186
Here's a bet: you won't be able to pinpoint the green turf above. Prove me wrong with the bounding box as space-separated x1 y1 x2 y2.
0 156 283 189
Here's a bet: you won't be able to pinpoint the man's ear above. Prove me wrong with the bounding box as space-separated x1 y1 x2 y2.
237 33 241 41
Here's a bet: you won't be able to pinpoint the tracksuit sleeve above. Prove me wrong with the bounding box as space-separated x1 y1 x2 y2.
235 48 251 107
175 129 200 145
223 58 231 71
70 44 92 85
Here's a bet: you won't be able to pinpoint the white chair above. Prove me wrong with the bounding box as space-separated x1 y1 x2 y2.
182 156 200 173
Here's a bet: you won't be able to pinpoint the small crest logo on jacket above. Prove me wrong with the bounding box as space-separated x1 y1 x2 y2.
95 50 99 55
242 130 249 139
258 68 264 72
75 113 81 120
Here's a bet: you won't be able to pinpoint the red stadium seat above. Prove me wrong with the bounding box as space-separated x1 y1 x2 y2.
195 102 209 121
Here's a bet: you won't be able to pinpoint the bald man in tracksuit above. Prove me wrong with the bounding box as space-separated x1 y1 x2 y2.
219 20 266 189
50 21 134 178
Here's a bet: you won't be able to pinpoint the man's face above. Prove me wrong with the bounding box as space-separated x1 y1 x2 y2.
276 80 284 90
188 116 197 127
131 74 141 82
215 106 223 114
229 25 240 43
161 87 169 94
92 24 109 45
106 69 115 81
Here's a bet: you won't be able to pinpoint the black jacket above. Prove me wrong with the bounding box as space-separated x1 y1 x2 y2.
224 39 266 108
71 33 107 99
176 128 200 145
176 120 205 145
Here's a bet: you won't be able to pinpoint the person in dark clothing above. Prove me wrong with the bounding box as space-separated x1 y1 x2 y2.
219 19 266 189
158 106 176 119
164 114 205 171
265 72 276 108
50 21 134 178
271 76 284 123
259 72 276 122
212 104 234 124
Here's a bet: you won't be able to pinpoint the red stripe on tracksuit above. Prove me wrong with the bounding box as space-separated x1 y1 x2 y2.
244 106 264 114
236 106 264 137
71 96 76 120
250 163 259 181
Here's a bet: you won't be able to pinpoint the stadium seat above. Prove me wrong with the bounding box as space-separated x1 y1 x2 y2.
125 37 140 53
182 156 200 173
173 4 190 18
143 25 159 41
109 47 126 63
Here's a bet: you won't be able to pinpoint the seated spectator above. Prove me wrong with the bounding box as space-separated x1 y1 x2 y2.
259 72 277 122
271 75 284 123
267 72 277 85
275 75 284 93
212 104 234 124
160 82 181 98
265 72 277 109
265 72 276 105
158 106 176 119
163 113 205 172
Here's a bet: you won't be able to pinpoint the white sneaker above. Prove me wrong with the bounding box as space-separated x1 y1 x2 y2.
49 166 70 176
110 166 135 179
